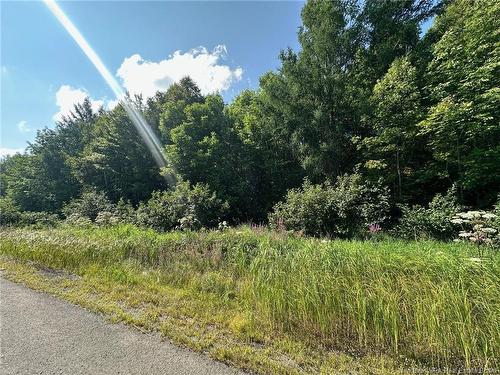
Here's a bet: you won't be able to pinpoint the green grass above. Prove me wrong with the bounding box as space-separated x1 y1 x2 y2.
1 224 498 373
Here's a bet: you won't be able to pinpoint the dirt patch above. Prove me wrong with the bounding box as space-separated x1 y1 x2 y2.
33 263 81 281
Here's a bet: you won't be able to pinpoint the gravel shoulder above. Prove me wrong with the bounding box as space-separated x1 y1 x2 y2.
0 276 243 375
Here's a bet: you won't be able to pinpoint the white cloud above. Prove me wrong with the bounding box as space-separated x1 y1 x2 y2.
53 45 242 121
17 120 32 133
116 45 243 98
0 147 24 158
106 99 120 111
1 66 7 75
53 85 105 121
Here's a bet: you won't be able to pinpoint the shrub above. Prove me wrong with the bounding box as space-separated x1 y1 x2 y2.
0 197 58 227
136 181 228 231
269 174 390 238
114 198 136 223
394 187 461 240
62 190 114 222
18 211 59 227
64 213 93 227
95 211 121 227
0 197 22 225
93 199 137 227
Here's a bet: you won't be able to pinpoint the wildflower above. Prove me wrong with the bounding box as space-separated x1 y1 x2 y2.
368 223 382 234
481 227 497 234
482 213 497 220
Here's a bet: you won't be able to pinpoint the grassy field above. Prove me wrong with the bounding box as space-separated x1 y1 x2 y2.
1 224 498 374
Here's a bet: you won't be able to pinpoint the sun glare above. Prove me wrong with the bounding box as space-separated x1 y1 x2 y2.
43 0 172 183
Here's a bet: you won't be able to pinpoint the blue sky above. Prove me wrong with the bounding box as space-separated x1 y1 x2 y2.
1 1 433 157
1 1 304 155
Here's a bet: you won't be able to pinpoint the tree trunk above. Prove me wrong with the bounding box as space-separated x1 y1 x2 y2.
396 148 402 200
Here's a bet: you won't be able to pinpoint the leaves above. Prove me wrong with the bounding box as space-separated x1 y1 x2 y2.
1 0 498 225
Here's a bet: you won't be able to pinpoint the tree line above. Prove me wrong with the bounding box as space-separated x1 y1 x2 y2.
1 0 498 228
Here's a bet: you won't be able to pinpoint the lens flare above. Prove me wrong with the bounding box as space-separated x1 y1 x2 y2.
44 0 175 185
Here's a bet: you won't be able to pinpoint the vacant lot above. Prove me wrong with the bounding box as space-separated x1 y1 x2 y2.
1 225 498 374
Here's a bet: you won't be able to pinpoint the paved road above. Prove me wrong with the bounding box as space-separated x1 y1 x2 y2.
0 277 243 374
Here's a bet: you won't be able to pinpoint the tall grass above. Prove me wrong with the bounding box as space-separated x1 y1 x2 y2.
1 224 498 369
250 238 499 368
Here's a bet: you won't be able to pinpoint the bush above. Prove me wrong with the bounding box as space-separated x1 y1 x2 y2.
114 198 136 223
62 190 114 222
0 197 22 225
95 211 121 227
0 197 58 227
269 174 390 238
18 211 59 227
394 187 461 240
64 213 93 227
136 181 228 231
93 199 137 227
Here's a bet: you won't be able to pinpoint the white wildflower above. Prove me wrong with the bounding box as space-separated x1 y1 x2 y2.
481 227 497 234
482 213 497 220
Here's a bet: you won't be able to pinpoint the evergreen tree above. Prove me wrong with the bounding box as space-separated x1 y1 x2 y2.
75 102 165 203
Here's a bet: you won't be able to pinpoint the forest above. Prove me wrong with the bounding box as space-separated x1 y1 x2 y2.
0 0 499 373
1 0 498 237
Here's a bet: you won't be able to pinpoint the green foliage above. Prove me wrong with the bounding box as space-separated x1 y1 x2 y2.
420 0 500 205
395 188 461 240
63 214 93 228
166 95 242 204
114 198 136 224
0 196 59 227
269 174 390 237
0 100 99 213
362 56 424 200
227 89 304 220
74 102 165 203
265 0 362 178
0 197 59 227
1 2 499 372
0 197 22 225
158 77 204 143
257 0 436 182
0 0 498 238
495 196 500 228
136 181 228 231
250 232 499 369
62 189 114 222
17 211 59 228
359 0 437 81
1 149 75 213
